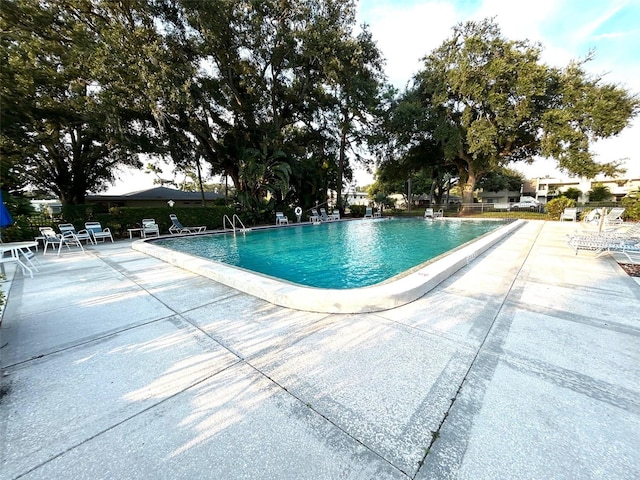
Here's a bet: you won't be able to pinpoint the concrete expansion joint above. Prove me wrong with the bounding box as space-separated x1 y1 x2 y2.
414 221 545 475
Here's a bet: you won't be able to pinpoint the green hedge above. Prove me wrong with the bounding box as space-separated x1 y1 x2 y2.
96 206 236 237
5 206 237 241
620 196 640 221
3 204 309 241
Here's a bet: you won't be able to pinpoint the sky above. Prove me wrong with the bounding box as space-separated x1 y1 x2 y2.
104 0 640 194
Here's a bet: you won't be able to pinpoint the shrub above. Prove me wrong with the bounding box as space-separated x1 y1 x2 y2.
620 196 640 221
546 197 575 220
348 205 366 218
563 187 582 201
587 184 612 202
100 206 236 236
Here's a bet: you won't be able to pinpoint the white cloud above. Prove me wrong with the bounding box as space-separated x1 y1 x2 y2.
358 1 459 88
571 2 625 45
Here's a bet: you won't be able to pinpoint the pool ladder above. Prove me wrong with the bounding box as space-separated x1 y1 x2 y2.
223 214 250 234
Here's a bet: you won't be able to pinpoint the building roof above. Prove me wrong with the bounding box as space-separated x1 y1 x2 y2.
87 186 224 201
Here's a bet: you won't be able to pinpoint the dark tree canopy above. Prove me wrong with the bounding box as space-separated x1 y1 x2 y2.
142 0 385 213
1 0 385 210
0 0 159 204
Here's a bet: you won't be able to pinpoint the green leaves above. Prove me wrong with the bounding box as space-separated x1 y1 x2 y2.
1 0 157 203
399 18 638 204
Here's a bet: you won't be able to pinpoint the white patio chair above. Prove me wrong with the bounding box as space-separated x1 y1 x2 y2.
39 226 85 256
58 223 94 245
17 244 41 271
581 209 600 224
309 208 321 223
142 219 160 237
85 221 114 242
275 212 289 225
560 208 577 222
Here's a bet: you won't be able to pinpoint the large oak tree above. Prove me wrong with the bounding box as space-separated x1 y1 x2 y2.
403 19 639 206
1 0 159 204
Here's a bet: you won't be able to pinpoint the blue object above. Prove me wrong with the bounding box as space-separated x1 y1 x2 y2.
0 191 14 228
156 218 509 289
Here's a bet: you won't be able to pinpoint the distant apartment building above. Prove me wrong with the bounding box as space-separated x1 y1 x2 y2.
532 175 640 203
479 175 640 204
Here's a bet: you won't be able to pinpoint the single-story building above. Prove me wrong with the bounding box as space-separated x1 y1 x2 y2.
85 186 226 209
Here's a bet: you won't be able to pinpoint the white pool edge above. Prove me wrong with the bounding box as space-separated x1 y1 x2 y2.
132 219 525 313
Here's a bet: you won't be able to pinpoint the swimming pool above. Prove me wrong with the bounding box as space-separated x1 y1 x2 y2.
133 218 523 313
152 218 508 289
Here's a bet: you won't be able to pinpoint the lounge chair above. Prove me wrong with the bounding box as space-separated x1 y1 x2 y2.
567 223 640 255
364 207 373 219
168 214 206 234
320 208 331 221
582 209 600 224
275 212 289 225
17 244 41 271
85 221 114 243
142 219 160 238
329 210 340 221
604 207 625 226
622 244 640 264
39 226 85 256
58 223 94 245
424 208 434 219
560 208 577 222
309 208 321 223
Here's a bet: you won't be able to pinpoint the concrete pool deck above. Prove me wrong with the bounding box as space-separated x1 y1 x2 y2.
1 220 639 479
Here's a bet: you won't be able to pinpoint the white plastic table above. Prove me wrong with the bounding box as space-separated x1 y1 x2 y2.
127 228 144 239
0 241 38 278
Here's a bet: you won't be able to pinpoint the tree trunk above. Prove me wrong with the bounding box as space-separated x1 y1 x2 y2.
337 122 347 214
429 180 436 205
196 157 206 206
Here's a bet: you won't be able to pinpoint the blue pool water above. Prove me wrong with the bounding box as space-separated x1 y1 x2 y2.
154 218 509 289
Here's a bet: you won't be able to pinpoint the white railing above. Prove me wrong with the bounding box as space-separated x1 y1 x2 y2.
223 214 249 234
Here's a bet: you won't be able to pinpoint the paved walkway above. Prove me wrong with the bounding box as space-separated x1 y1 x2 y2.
1 221 639 479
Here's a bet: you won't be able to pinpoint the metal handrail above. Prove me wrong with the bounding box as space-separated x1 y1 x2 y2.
232 214 247 231
223 214 249 234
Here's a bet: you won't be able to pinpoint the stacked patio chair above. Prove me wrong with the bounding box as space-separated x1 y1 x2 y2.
39 226 85 256
567 223 640 255
58 223 94 245
142 219 160 237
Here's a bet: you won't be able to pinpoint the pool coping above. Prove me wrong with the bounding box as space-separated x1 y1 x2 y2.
132 219 525 313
